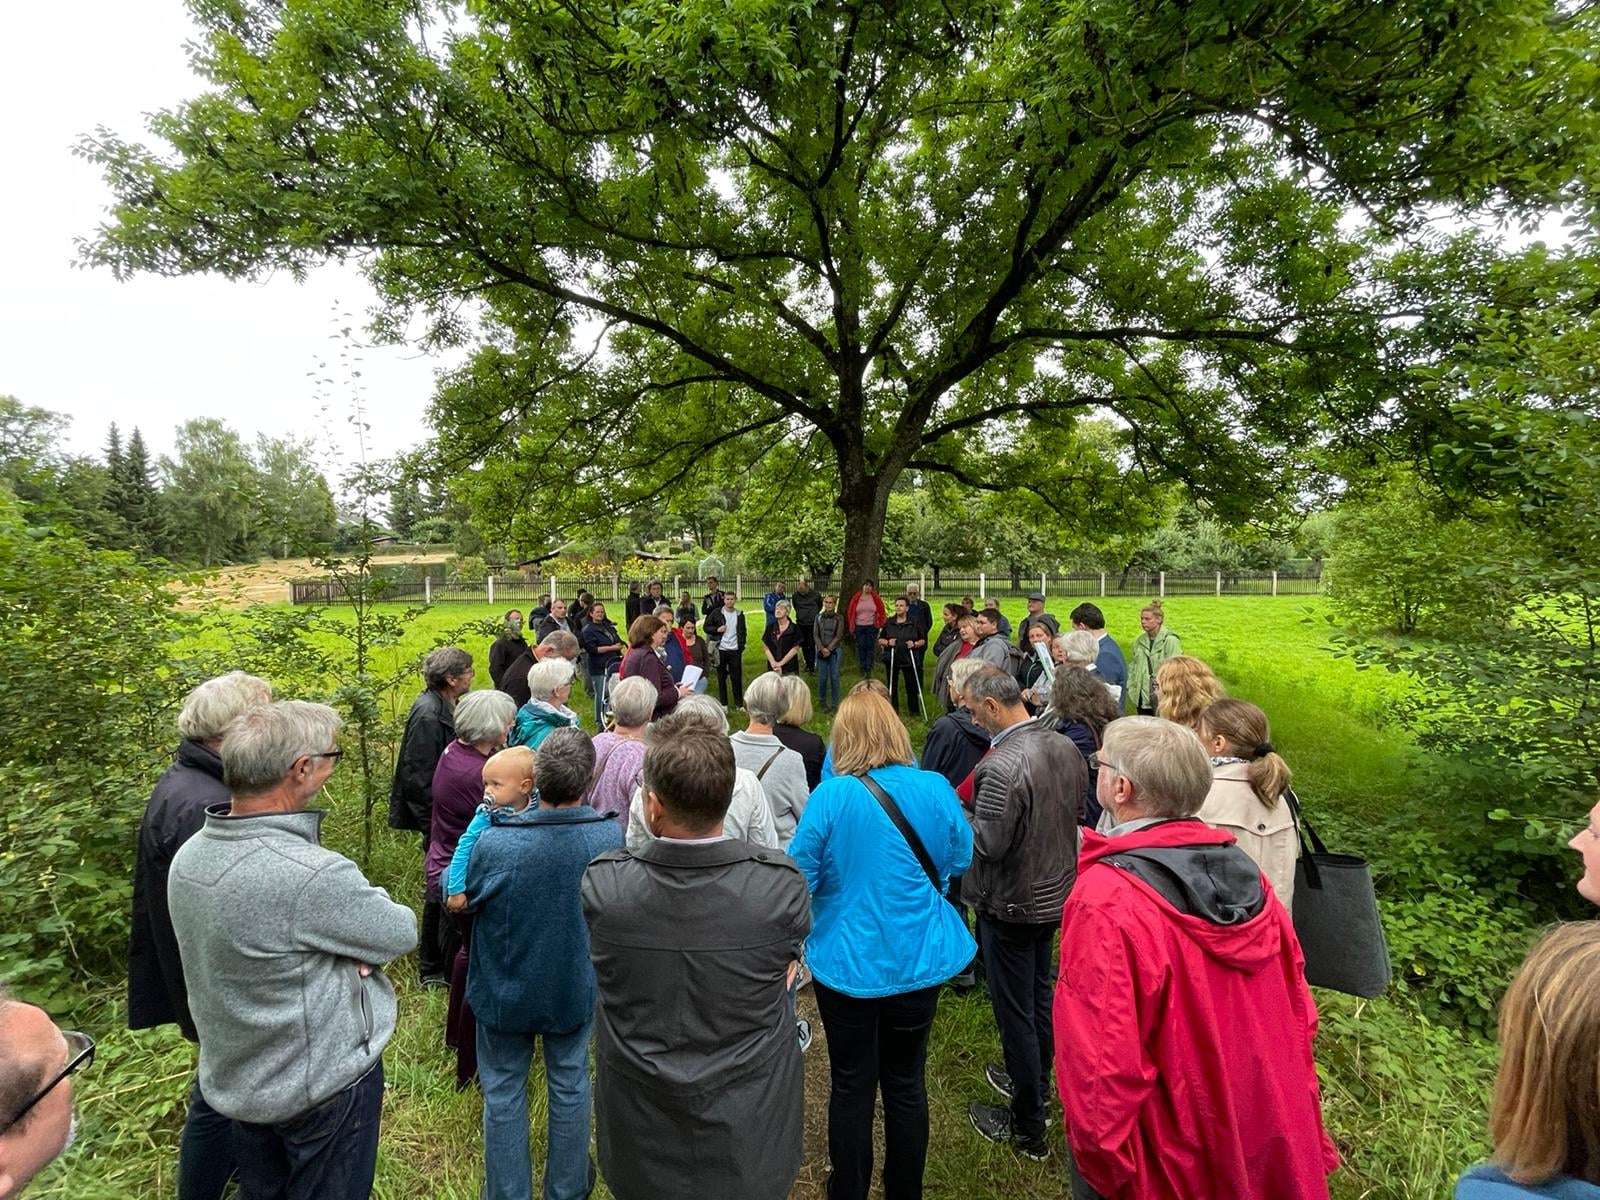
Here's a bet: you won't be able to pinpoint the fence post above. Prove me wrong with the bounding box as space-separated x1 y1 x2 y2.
1158 571 1166 598
673 574 680 601
488 575 495 606
920 570 926 598
979 571 986 600
549 574 557 607
1100 572 1106 597
1041 571 1047 596
424 576 432 605
1272 570 1279 597
612 569 620 602
1215 570 1222 597
736 573 742 600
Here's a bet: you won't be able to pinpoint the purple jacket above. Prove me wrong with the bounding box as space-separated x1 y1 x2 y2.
426 740 492 894
582 732 648 820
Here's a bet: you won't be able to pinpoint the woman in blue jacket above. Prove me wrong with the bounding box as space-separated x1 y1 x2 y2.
788 690 974 1200
1455 921 1600 1199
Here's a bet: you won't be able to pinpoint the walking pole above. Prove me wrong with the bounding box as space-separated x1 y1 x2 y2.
908 642 928 722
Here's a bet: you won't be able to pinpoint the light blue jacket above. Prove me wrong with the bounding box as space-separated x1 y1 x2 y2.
1456 1166 1600 1199
788 764 974 997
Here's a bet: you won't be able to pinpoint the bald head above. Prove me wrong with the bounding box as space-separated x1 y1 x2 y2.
0 998 74 1199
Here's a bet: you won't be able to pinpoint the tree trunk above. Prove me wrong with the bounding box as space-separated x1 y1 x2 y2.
836 468 893 600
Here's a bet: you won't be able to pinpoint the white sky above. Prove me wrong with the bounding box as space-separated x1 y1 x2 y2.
0 1 450 475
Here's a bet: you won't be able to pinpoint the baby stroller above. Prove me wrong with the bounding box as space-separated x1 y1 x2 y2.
598 661 624 731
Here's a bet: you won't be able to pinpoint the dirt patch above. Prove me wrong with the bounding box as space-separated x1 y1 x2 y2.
174 553 455 608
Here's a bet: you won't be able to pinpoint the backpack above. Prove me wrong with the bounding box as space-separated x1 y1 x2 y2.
1003 640 1032 685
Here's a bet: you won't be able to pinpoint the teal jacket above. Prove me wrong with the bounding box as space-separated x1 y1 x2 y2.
1127 625 1181 711
1456 1165 1600 1199
788 765 974 997
509 700 578 749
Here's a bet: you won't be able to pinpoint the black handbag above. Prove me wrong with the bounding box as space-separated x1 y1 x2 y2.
1284 788 1392 998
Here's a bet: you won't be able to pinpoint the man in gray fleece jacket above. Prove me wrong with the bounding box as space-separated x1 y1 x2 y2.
168 700 417 1199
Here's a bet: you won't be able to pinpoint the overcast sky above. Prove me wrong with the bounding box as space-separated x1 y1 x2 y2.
0 1 451 476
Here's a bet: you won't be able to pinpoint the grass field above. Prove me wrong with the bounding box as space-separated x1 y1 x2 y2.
28 595 1501 1199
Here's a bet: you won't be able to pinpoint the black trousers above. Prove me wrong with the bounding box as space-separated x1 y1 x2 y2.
886 651 923 715
977 915 1056 1141
717 650 745 707
814 982 940 1200
798 623 817 670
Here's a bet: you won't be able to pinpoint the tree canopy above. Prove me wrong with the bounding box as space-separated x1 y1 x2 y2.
80 0 1600 587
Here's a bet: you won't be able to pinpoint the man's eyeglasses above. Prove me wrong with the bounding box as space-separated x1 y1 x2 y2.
309 750 346 765
1 1031 94 1133
1087 753 1124 776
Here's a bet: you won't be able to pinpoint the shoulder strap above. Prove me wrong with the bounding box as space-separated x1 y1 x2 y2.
1282 786 1328 888
756 747 785 780
856 773 941 892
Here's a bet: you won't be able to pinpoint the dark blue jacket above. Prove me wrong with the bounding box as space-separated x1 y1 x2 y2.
582 619 623 675
1095 633 1128 704
465 804 623 1034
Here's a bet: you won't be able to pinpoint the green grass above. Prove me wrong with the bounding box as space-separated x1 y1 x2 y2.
28 595 1493 1199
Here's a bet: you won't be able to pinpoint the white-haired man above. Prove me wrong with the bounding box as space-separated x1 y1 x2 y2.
169 701 417 1199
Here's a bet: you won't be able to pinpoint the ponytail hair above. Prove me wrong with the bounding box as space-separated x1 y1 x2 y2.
1141 598 1165 622
1200 698 1291 808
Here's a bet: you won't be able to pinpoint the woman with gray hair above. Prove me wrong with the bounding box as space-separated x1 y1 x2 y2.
130 670 271 1199
624 694 780 851
510 657 581 750
732 672 811 844
583 676 655 819
390 645 474 989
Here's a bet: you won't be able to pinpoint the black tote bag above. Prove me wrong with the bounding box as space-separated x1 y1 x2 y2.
1285 788 1392 998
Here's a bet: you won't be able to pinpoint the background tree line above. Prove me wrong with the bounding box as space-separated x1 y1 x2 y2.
2 396 337 566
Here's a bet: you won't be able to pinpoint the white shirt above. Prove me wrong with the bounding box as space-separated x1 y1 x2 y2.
719 609 740 651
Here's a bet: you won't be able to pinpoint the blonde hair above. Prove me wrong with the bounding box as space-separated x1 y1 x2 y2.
1489 923 1600 1185
1154 655 1225 730
1199 698 1290 808
1141 598 1165 622
830 691 915 777
484 745 535 781
779 674 813 726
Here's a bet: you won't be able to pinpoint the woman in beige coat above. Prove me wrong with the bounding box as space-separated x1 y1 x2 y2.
1197 699 1299 912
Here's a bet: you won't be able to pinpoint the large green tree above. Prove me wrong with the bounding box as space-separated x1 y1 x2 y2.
80 0 1600 591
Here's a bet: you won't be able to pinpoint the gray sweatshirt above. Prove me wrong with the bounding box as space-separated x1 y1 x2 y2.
167 807 418 1124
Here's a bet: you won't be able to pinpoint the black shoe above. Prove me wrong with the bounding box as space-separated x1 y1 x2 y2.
1016 1132 1050 1162
985 1061 1015 1101
419 975 448 993
969 1101 1013 1146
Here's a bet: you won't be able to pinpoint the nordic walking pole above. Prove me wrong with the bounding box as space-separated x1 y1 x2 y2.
909 642 928 722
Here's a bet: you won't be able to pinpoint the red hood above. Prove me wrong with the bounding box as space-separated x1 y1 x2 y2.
1079 821 1284 973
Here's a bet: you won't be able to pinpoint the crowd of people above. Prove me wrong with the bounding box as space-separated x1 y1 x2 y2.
3 588 1597 1200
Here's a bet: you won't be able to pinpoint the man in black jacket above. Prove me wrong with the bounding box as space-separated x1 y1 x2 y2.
129 670 271 1200
583 728 810 1200
960 666 1084 1161
389 646 473 987
487 610 528 689
789 580 822 672
703 593 748 707
536 597 575 643
701 576 725 617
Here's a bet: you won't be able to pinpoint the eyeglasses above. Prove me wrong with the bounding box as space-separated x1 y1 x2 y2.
1087 753 1125 776
2 1031 94 1132
309 750 346 765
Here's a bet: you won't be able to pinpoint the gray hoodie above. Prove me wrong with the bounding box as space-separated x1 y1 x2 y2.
167 807 418 1124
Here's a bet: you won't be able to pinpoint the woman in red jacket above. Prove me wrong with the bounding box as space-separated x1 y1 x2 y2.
844 582 887 679
621 616 690 720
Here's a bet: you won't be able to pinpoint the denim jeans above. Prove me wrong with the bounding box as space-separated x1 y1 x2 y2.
232 1060 384 1200
477 1018 593 1200
590 674 607 728
853 626 878 676
813 982 940 1200
817 650 841 707
178 1074 237 1200
977 915 1056 1141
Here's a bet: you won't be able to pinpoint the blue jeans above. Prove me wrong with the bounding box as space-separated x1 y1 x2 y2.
232 1060 384 1200
853 626 878 676
178 1074 237 1200
478 1019 593 1200
817 649 841 707
590 674 607 727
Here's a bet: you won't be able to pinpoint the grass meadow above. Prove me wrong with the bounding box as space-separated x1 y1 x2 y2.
29 594 1506 1199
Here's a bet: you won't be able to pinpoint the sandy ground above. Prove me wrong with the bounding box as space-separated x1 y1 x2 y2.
175 553 455 608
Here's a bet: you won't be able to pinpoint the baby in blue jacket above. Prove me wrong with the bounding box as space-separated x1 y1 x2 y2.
445 745 535 912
